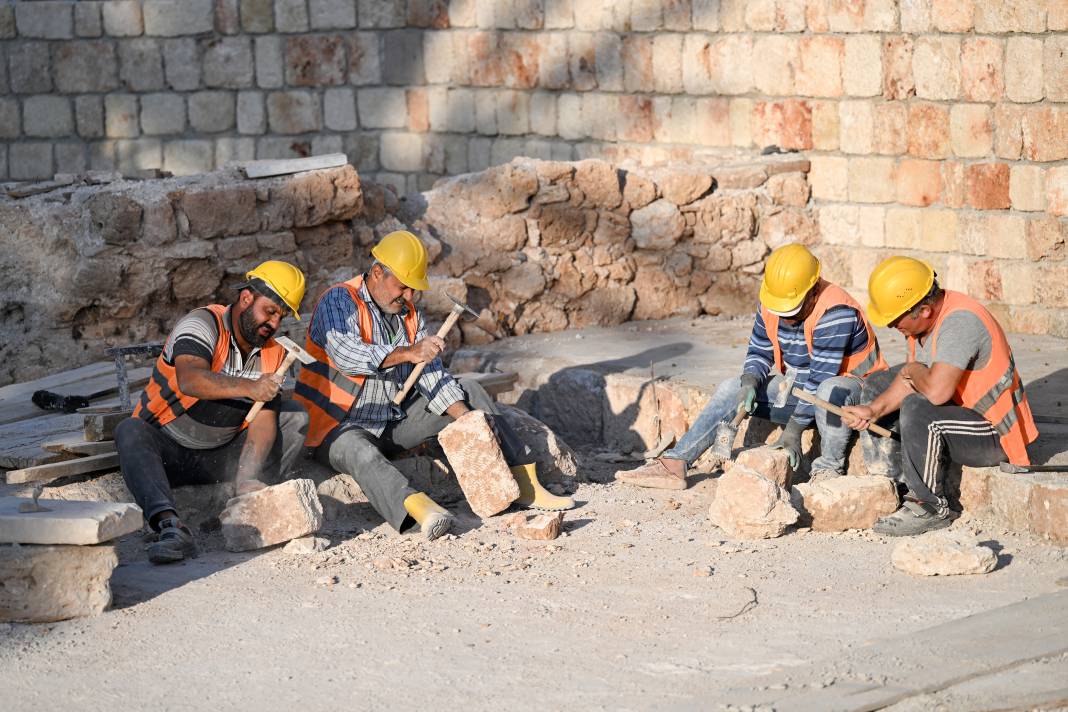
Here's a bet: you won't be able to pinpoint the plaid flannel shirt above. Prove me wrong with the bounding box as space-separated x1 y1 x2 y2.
309 281 466 436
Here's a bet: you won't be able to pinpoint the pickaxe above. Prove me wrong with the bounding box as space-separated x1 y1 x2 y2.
245 335 316 423
393 293 479 407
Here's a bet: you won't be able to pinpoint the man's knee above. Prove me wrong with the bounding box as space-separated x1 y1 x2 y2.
713 375 743 398
816 377 860 407
899 393 933 430
458 376 495 411
114 416 152 451
276 399 309 437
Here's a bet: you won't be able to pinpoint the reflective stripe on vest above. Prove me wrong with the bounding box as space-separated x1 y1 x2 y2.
133 304 286 429
906 290 1039 466
761 281 888 379
294 276 419 447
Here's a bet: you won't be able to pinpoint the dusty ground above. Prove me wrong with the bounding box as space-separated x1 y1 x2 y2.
2 451 1067 711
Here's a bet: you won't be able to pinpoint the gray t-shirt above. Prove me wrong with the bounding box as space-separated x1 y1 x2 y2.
914 310 992 371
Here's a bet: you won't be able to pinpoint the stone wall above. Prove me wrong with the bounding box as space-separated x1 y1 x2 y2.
1 0 1067 337
0 156 805 384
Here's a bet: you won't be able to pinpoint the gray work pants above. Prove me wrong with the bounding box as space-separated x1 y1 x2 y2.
315 377 529 532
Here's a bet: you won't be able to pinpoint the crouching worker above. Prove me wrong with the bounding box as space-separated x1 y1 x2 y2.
295 230 572 541
841 257 1038 536
616 243 887 490
116 261 310 564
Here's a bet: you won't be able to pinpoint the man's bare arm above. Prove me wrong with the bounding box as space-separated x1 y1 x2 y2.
174 354 282 402
234 408 278 493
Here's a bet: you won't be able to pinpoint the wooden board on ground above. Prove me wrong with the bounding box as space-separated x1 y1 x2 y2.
84 410 132 442
0 366 151 427
0 362 113 401
5 452 120 485
240 153 348 179
41 435 116 457
459 371 518 398
0 413 84 470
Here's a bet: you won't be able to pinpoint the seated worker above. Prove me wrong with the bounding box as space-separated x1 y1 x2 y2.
294 230 571 541
841 256 1038 536
616 243 887 490
115 261 310 564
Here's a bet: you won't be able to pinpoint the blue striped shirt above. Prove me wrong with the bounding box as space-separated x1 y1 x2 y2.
743 304 869 426
308 282 466 437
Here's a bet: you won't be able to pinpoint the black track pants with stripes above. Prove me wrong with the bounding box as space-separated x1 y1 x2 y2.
899 393 1005 516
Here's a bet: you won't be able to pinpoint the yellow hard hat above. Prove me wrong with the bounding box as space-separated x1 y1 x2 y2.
244 260 306 320
371 230 429 291
759 243 821 316
866 256 935 327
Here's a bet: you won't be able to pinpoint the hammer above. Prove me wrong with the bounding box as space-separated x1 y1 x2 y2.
999 462 1068 474
245 335 316 423
393 293 479 406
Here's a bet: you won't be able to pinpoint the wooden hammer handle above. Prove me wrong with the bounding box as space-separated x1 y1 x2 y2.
791 387 894 438
245 350 299 424
393 307 463 406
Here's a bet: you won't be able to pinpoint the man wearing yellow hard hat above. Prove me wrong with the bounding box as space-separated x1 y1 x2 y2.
617 243 887 490
841 256 1039 536
295 230 572 541
116 260 309 564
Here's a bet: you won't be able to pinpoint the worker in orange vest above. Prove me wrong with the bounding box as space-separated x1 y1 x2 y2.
116 261 309 564
842 256 1039 536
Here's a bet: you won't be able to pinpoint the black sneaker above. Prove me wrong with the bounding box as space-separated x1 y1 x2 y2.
873 500 956 537
147 517 198 564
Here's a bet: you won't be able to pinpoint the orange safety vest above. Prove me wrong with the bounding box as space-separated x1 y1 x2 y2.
907 290 1038 466
761 281 888 379
294 276 419 447
134 304 285 429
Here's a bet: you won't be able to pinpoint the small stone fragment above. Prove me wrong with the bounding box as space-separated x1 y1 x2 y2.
891 531 998 576
513 512 564 541
283 536 329 554
219 479 323 552
437 410 521 518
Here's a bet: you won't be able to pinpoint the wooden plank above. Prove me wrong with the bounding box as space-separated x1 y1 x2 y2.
41 435 116 457
458 371 518 397
0 362 114 400
5 452 120 485
0 366 150 427
84 410 133 442
240 153 348 179
0 413 84 470
6 175 77 199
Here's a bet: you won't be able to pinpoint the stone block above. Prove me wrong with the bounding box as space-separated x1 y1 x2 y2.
54 40 118 93
730 447 792 488
965 162 1010 210
0 499 140 546
983 213 1027 259
75 96 104 138
103 1 144 36
791 476 898 532
907 103 950 159
9 143 52 180
437 410 521 518
913 36 961 101
380 132 424 172
869 102 904 155
1005 37 1044 104
891 531 997 576
105 94 139 138
309 0 357 28
22 96 73 138
1030 480 1068 545
842 35 881 98
163 139 215 175
54 142 86 174
144 0 214 36
709 467 798 540
1045 37 1068 103
807 100 836 151
796 36 843 98
594 31 623 92
140 93 186 135
921 209 958 252
240 0 274 32
15 1 72 38
188 91 235 133
651 34 683 94
682 34 753 96
320 87 356 132
1047 167 1068 218
0 543 117 623
497 90 530 136
949 104 992 159
219 479 323 552
848 157 895 203
382 29 426 86
74 1 103 37
118 38 164 92
357 88 407 129
752 100 812 151
630 199 685 250
1010 165 1046 212
1023 106 1068 163
838 100 873 155
203 36 254 88
253 35 284 88
358 0 405 27
266 91 320 134
285 34 346 86
896 159 941 207
163 38 201 90
236 91 266 134
809 156 847 201
961 37 1004 103
510 511 564 540
883 35 915 101
974 0 1046 33
753 35 798 97
274 0 308 31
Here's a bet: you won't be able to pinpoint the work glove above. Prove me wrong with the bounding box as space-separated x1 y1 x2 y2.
735 373 761 415
770 418 807 469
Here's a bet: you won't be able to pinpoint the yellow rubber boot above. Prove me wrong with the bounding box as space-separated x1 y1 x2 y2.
511 463 575 511
403 492 454 541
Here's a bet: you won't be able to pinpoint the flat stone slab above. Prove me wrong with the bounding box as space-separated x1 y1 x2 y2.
0 497 141 545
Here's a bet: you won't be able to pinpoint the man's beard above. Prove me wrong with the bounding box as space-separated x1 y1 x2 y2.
239 308 275 347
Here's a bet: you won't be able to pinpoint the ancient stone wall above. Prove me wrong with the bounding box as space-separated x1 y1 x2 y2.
0 156 806 384
1 0 1067 337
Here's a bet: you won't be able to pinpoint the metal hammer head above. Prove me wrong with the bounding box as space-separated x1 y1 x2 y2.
274 335 316 365
446 292 480 320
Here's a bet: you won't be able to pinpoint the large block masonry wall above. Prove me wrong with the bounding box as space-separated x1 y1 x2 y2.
1 0 1067 337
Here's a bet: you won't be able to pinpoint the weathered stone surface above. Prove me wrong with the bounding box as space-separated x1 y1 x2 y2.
0 498 141 546
630 199 685 250
791 476 899 532
728 447 792 489
315 474 367 520
282 535 329 554
437 409 521 518
0 543 117 623
512 511 563 540
891 531 998 576
660 173 713 206
219 479 324 552
709 466 798 539
497 404 579 482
